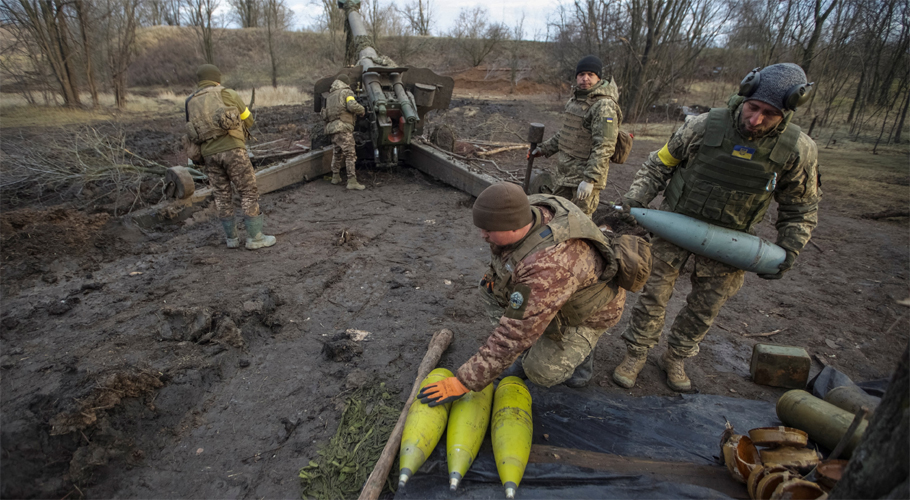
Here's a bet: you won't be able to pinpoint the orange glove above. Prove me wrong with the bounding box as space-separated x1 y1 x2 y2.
417 377 469 407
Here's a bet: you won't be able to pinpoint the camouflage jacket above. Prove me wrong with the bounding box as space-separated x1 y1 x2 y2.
538 79 622 189
192 81 255 157
455 207 626 391
324 80 365 135
625 104 821 255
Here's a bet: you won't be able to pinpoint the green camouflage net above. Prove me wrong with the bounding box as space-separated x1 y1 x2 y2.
299 382 401 500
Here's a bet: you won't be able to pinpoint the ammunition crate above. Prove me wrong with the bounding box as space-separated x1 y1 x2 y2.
750 344 811 389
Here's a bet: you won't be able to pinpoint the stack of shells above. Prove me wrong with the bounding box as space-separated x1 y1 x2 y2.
721 423 848 499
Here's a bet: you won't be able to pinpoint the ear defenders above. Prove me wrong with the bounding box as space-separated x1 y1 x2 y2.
738 67 815 111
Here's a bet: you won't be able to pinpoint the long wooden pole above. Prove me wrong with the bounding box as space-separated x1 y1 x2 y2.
357 328 454 500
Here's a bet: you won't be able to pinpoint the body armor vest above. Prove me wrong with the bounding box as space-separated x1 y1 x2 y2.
324 87 356 134
487 195 619 331
558 93 611 159
186 85 243 144
664 107 801 231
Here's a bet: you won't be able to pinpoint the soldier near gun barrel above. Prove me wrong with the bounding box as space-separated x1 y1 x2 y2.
613 63 821 392
185 64 276 250
417 183 652 406
529 55 623 216
323 74 367 191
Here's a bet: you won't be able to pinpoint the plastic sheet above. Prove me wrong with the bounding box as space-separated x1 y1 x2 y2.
808 366 889 398
396 384 781 499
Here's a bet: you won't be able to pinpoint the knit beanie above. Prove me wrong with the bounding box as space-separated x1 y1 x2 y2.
472 183 533 231
196 64 222 83
575 55 603 78
336 74 350 85
746 63 808 112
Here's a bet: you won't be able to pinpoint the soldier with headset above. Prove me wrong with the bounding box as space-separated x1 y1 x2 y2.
613 63 821 392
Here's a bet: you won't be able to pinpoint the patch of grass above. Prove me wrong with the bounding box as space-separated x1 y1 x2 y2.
817 147 909 215
235 85 312 108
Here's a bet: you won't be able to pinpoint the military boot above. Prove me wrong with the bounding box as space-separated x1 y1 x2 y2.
331 172 343 185
658 350 692 392
565 351 594 388
243 214 277 250
347 176 366 191
612 348 648 388
220 217 240 249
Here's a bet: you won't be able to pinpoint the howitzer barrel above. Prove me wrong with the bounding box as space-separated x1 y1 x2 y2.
629 208 786 274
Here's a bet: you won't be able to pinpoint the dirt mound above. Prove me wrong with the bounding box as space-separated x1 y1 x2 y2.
452 66 563 95
0 207 110 259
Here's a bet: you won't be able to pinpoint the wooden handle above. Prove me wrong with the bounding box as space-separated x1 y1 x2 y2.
357 328 454 500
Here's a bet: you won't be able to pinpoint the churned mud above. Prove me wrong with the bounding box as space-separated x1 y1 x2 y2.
1 98 907 498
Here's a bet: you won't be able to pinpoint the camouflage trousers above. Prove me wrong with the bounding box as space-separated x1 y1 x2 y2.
480 289 622 388
550 184 602 217
331 132 357 178
204 148 260 218
621 236 745 358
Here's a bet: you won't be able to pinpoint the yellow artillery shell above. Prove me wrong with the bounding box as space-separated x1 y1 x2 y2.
398 367 454 488
492 376 532 499
447 383 494 491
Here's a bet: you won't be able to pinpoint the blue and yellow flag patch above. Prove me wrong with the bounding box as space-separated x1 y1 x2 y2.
605 117 614 123
732 145 755 160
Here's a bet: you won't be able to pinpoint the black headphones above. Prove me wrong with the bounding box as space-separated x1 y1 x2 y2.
739 67 815 111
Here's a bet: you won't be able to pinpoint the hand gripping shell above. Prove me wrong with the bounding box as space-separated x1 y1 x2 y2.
447 383 494 490
492 376 533 499
399 368 453 488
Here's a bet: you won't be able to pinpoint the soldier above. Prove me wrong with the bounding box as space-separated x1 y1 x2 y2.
417 182 646 406
529 55 622 216
186 64 276 250
323 74 367 191
613 63 820 392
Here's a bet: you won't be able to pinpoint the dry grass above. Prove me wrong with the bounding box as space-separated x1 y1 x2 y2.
157 85 310 108
817 147 909 215
0 91 176 128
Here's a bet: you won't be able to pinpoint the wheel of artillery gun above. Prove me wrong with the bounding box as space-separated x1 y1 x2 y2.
164 166 195 200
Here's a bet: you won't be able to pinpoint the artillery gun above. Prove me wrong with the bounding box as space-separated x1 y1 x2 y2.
313 0 454 167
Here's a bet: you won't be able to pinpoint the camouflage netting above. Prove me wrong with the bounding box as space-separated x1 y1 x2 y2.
299 382 401 500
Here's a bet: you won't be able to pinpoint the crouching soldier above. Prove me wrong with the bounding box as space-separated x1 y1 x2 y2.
417 182 651 406
186 64 276 250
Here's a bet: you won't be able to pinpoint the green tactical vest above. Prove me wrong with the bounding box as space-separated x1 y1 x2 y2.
558 92 611 160
664 107 801 231
324 86 357 135
186 85 243 144
486 195 620 334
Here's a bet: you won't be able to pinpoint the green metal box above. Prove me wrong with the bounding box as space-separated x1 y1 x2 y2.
750 344 811 389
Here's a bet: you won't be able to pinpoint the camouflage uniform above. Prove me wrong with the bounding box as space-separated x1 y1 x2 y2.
622 102 821 357
190 80 259 218
538 78 622 215
457 197 626 391
324 79 366 180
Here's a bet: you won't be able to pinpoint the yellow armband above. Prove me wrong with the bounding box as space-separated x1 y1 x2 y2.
239 107 251 120
657 143 681 167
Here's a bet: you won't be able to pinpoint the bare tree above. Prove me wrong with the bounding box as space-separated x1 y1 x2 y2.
185 0 220 64
263 0 292 87
507 14 526 94
310 0 345 62
228 0 261 27
73 0 99 108
0 0 82 106
795 0 840 75
100 0 140 109
449 6 508 68
397 0 432 36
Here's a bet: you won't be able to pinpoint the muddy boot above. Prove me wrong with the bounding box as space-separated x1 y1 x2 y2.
347 176 366 191
243 214 277 250
499 357 526 380
331 172 343 185
565 352 594 388
220 218 240 249
612 348 648 388
658 350 692 392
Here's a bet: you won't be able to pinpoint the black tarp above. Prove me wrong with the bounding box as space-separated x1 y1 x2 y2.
396 384 782 499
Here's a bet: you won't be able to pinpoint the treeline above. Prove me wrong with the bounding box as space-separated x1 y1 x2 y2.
1 0 907 143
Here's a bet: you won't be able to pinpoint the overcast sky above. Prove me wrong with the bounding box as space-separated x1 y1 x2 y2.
285 0 555 40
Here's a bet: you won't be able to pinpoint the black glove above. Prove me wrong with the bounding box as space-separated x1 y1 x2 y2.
758 250 796 280
622 196 646 209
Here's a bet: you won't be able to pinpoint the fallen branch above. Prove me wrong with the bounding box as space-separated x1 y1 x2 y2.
742 328 783 338
463 139 525 147
476 145 527 157
861 209 910 219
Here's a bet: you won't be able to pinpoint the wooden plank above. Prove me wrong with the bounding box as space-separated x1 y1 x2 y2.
403 143 499 198
529 444 749 499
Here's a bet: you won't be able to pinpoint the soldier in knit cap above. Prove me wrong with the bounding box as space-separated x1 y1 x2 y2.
417 182 633 406
323 74 367 190
185 64 276 250
613 63 820 392
528 55 623 216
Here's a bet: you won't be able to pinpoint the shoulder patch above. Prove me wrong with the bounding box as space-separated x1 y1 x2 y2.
503 283 531 320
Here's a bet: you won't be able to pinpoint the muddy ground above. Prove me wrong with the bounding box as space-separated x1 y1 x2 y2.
1 94 908 499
